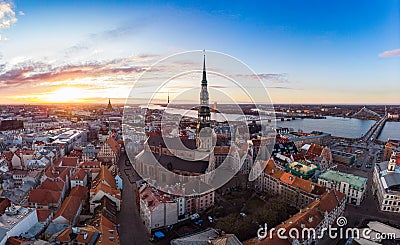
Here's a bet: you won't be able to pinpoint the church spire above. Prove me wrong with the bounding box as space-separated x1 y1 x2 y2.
197 50 211 137
107 98 113 112
202 50 207 84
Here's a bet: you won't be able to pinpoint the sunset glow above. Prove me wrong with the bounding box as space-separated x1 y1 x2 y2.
42 87 87 103
0 1 398 104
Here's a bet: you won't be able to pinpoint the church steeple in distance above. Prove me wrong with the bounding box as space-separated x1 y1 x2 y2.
197 50 211 135
107 98 113 112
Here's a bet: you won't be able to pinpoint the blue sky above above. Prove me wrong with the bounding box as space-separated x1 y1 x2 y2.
0 0 399 104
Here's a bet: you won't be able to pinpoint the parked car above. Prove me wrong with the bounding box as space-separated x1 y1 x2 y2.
190 213 200 220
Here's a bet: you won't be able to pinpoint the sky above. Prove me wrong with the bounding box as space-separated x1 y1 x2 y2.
0 0 399 105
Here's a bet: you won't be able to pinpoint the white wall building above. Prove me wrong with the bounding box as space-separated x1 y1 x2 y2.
318 170 367 206
139 184 178 232
373 152 400 213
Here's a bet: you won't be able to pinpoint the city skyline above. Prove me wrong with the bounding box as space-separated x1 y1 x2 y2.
0 0 399 104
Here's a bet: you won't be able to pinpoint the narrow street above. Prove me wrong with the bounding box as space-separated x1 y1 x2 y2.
117 152 151 245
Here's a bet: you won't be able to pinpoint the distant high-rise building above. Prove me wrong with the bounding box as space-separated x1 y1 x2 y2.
107 99 113 112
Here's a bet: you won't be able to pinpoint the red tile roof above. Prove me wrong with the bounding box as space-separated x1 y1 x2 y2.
92 214 119 245
37 208 52 222
72 168 87 181
79 161 102 168
53 195 82 223
39 178 65 192
45 166 71 182
0 198 11 215
244 190 346 245
107 137 120 155
75 226 99 244
29 189 61 206
70 186 88 201
280 172 295 185
55 227 73 242
305 144 324 160
92 166 116 189
60 156 79 167
91 182 121 200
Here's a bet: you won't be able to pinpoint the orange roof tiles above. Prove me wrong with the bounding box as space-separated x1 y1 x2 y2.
60 156 79 167
263 159 285 179
305 144 324 160
53 195 82 223
280 172 295 185
292 177 313 192
45 166 70 182
244 189 346 245
107 137 120 155
70 186 88 201
55 227 73 242
75 226 99 244
92 166 116 189
79 161 102 168
92 214 119 245
37 208 52 222
91 182 121 200
72 168 87 181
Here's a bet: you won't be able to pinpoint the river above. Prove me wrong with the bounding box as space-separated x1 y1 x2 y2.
143 105 381 139
378 121 400 141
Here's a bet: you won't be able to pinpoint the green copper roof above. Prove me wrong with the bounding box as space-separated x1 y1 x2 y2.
319 170 367 190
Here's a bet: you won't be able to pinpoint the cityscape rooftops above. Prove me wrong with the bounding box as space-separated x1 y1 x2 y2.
53 195 82 223
92 165 116 189
376 159 400 192
319 170 367 190
39 178 65 192
45 166 71 182
28 189 61 206
287 160 319 176
0 205 36 230
171 228 241 245
72 168 86 181
59 156 79 167
264 159 325 194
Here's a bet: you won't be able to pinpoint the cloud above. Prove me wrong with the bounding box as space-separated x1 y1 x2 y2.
0 34 8 40
236 73 289 83
0 58 148 88
18 10 24 16
267 86 300 90
379 49 400 58
0 1 17 29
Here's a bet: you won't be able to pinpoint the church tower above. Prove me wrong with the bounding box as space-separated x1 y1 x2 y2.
196 51 213 150
107 99 113 112
196 51 211 134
